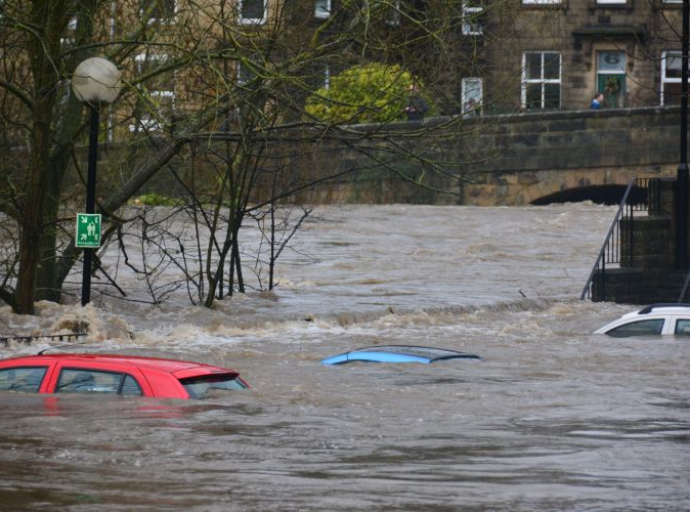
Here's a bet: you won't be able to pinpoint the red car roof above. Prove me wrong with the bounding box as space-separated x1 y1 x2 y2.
0 353 247 399
0 353 229 374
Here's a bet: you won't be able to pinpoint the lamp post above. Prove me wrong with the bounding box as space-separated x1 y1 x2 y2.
71 57 122 306
678 0 690 268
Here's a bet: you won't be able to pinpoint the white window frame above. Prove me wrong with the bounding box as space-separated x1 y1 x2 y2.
315 0 331 19
240 0 267 25
661 51 682 106
60 16 78 46
322 65 330 89
462 1 483 36
461 77 483 116
140 0 177 24
521 51 562 110
130 53 176 133
384 0 401 26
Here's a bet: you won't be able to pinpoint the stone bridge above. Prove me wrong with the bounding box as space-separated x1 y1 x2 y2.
305 106 682 207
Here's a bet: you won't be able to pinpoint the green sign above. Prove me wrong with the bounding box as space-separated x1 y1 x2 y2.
75 213 102 248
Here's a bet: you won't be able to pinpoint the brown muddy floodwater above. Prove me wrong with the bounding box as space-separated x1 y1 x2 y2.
0 204 689 511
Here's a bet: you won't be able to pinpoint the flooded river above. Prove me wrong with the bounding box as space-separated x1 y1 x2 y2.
1 204 689 511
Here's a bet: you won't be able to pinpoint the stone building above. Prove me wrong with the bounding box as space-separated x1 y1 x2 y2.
473 0 684 113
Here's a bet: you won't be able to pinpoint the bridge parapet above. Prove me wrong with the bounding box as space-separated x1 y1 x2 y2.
445 107 681 205
301 106 683 206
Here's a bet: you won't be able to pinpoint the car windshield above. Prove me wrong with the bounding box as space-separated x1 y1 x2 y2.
180 374 248 399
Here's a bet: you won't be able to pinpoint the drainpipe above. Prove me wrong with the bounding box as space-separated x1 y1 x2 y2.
677 0 690 268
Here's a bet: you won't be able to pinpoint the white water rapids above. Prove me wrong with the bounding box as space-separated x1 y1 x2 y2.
0 203 688 511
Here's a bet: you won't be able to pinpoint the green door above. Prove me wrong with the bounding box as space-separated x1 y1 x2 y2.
597 73 626 108
597 51 626 108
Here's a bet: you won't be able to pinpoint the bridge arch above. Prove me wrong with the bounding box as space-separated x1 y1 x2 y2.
530 184 635 205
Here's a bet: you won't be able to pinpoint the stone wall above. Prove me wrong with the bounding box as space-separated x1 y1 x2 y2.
300 106 683 206
456 106 681 205
126 106 685 208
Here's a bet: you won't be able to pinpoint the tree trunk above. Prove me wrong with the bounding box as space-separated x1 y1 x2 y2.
15 1 62 314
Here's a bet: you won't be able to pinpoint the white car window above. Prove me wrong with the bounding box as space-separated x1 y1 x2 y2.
606 319 664 337
674 319 690 336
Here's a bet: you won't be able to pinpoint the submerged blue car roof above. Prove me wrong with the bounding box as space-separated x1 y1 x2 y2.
321 345 481 365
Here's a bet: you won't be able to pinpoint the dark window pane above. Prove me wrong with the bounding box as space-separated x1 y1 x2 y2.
664 83 683 105
0 367 48 393
544 83 560 109
242 0 264 19
543 53 560 79
526 83 542 109
666 54 682 79
526 54 542 80
606 319 664 337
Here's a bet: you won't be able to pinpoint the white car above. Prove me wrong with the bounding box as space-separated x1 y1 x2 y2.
594 304 690 337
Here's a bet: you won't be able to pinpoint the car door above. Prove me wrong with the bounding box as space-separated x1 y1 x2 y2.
671 316 690 336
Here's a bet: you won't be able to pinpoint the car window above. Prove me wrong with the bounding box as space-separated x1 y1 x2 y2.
56 369 142 396
606 319 664 337
180 374 247 399
121 375 143 396
674 319 690 336
0 367 48 393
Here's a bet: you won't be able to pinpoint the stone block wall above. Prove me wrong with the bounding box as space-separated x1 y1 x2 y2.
296 106 683 206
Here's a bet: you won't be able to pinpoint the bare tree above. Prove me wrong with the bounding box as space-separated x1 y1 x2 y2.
0 0 510 313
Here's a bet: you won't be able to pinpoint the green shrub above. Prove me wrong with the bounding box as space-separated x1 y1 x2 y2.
305 63 431 124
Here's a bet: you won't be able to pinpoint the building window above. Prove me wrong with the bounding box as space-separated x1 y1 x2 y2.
379 0 400 26
661 51 682 106
240 0 267 24
140 0 176 23
237 59 256 85
522 51 561 110
462 0 483 36
321 65 330 89
315 0 330 18
597 51 626 107
60 16 78 47
461 78 482 116
130 53 175 133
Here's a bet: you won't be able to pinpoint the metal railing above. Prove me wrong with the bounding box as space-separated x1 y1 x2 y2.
581 178 659 300
0 332 85 348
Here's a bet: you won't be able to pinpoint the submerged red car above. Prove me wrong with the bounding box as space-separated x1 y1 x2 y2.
0 353 249 399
